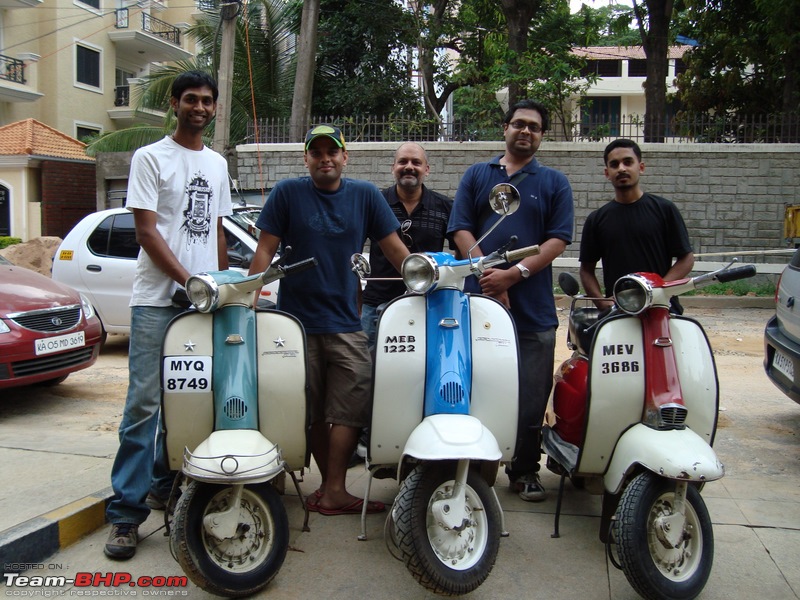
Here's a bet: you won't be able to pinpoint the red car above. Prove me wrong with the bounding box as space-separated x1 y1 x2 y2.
0 254 103 389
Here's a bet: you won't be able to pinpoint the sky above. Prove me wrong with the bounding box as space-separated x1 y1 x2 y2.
570 0 633 13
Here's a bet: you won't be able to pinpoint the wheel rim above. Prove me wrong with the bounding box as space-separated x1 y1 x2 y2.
646 491 703 582
425 480 488 571
201 487 276 574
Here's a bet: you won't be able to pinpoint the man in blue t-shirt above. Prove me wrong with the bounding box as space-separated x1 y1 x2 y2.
249 125 409 516
448 100 574 502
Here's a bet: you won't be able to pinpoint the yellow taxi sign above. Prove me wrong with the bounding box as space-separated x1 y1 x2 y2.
58 250 74 261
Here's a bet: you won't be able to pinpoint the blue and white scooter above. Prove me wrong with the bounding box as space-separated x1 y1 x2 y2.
160 251 315 598
352 184 539 595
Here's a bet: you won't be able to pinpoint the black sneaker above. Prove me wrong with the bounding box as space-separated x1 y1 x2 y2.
104 523 139 559
145 492 167 511
513 473 546 502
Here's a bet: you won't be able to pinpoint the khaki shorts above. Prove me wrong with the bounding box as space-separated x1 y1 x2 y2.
306 331 372 428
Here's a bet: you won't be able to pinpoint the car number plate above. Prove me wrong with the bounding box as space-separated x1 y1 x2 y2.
772 350 795 381
35 331 85 356
162 356 212 393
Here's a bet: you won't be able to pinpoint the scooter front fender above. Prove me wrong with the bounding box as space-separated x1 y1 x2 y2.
184 430 284 485
604 424 724 495
402 414 502 463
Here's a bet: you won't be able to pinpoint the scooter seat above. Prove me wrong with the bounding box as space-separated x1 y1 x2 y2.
569 307 601 355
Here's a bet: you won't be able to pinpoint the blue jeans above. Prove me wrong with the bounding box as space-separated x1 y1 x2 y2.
360 304 379 349
507 329 556 479
106 306 184 525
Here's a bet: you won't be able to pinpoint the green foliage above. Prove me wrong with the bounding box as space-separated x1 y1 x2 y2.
686 280 776 297
0 237 22 249
311 0 423 116
675 0 800 114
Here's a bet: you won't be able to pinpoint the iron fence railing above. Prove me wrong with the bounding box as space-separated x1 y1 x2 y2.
246 113 800 144
0 53 25 85
114 85 130 107
141 13 181 45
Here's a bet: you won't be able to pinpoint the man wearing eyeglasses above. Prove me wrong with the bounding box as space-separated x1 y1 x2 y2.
448 99 574 502
361 142 454 348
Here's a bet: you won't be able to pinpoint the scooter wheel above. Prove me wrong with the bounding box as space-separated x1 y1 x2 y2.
393 462 501 595
615 472 714 600
171 481 289 598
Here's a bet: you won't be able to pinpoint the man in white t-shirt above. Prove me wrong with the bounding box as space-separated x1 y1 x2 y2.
104 71 232 560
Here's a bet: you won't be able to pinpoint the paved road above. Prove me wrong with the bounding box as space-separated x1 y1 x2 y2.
1 306 798 599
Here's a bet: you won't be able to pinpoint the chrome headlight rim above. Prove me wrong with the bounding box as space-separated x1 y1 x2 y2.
613 274 653 315
79 293 95 320
186 273 219 313
401 253 439 294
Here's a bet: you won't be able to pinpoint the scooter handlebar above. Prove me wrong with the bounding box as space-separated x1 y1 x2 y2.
715 264 757 283
504 244 540 263
281 257 318 276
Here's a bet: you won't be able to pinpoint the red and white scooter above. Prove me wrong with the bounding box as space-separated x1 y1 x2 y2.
544 261 755 600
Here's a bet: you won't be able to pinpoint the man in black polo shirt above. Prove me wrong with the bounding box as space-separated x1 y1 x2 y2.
361 142 453 347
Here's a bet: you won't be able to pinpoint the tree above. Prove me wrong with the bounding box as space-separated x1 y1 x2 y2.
498 0 541 107
675 0 800 116
290 0 320 141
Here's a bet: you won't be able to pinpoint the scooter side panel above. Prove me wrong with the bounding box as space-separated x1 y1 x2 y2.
162 312 215 471
256 310 308 471
670 317 718 443
577 315 645 474
370 295 426 465
468 295 519 461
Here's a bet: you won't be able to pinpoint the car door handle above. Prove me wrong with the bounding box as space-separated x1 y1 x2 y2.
86 265 102 272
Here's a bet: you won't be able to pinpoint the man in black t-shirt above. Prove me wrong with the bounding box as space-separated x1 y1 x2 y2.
361 142 453 347
579 139 694 310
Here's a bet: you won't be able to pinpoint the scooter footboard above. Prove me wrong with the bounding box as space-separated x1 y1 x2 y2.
162 312 214 471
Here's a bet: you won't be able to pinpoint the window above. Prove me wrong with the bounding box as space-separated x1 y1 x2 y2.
76 44 100 88
674 58 688 76
76 126 100 142
628 59 647 77
581 59 621 78
77 0 100 8
581 97 622 138
87 213 139 259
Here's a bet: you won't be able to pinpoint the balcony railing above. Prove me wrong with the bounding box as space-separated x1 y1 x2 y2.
0 54 25 85
115 9 181 46
247 113 800 144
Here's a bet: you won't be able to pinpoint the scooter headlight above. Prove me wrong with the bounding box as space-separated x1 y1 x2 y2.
613 274 652 315
402 253 438 294
186 273 219 313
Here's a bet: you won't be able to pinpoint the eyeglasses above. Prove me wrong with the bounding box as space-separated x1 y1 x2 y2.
508 120 542 133
400 220 413 248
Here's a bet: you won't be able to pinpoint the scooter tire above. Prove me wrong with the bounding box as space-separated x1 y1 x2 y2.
393 462 501 596
171 480 289 598
615 472 714 600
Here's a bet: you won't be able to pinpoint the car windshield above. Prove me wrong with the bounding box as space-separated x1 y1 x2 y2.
228 208 261 240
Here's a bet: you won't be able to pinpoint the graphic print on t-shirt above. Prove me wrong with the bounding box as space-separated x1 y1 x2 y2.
182 172 213 246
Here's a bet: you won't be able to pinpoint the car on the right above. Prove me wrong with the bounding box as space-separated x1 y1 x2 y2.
764 247 800 404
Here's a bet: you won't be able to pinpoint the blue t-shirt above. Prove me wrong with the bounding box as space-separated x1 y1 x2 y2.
447 156 574 333
256 177 400 334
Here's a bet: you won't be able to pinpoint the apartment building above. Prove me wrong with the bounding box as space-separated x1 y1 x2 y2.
0 0 200 140
569 45 689 138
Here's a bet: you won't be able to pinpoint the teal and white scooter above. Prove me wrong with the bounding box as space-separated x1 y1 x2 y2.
160 252 315 598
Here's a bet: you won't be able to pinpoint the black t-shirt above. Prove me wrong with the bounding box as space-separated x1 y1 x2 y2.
579 192 693 295
362 185 453 306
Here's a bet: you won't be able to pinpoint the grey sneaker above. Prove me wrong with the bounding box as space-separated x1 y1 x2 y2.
104 523 139 559
514 473 546 502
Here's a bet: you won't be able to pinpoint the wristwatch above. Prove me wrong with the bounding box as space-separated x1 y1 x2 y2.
515 263 531 279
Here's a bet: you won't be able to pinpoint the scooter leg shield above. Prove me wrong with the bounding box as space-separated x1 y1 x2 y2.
604 424 724 495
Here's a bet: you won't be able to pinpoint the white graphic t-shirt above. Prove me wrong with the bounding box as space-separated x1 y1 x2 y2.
126 136 233 307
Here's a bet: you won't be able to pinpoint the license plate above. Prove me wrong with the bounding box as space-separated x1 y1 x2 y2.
35 331 85 356
772 349 795 381
162 356 212 393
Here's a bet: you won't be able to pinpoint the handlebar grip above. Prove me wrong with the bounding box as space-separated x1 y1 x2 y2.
505 245 540 263
716 264 757 283
282 257 318 275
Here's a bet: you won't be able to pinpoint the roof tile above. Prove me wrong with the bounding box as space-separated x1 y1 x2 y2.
0 119 94 162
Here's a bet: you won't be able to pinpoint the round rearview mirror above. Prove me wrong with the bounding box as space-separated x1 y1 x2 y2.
350 253 371 278
488 183 521 216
